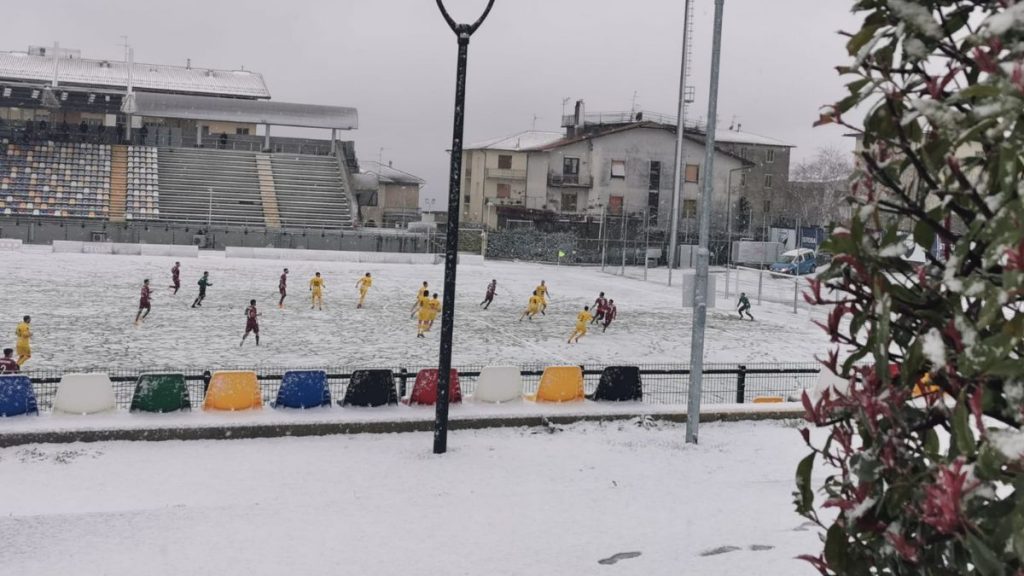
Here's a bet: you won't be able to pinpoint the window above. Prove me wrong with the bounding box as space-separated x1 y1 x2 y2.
649 161 661 190
765 148 775 163
563 157 579 175
562 192 578 212
498 154 512 170
496 183 511 199
683 199 697 218
739 172 747 187
611 160 626 178
464 194 471 205
235 127 250 135
648 192 659 226
362 191 378 207
608 195 623 214
685 164 700 183
763 199 771 213
764 173 773 188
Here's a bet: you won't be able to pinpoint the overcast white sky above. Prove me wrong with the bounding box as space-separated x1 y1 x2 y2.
5 0 862 205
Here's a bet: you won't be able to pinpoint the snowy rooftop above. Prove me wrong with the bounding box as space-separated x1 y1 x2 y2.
130 92 357 130
0 50 271 99
711 128 794 148
465 130 565 151
361 161 425 185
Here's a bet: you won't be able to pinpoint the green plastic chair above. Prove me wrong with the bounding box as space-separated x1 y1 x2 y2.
130 373 191 413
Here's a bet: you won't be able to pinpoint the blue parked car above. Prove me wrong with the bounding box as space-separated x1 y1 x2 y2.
770 248 817 276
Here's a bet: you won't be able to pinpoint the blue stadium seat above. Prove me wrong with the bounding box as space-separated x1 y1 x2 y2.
275 370 331 409
0 375 39 417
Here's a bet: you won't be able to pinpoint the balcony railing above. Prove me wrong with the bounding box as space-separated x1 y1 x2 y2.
548 172 592 187
485 168 527 180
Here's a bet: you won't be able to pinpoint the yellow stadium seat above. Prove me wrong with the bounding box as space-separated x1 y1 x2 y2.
203 371 262 411
527 366 585 403
752 396 784 404
912 374 942 398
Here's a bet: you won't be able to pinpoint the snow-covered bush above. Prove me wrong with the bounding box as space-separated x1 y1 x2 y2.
797 1 1024 574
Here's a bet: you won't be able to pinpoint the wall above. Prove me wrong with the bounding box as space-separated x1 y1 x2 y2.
716 141 792 236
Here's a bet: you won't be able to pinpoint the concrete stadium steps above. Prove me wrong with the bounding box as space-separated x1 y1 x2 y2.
109 146 128 222
270 154 353 229
254 154 281 229
156 148 265 226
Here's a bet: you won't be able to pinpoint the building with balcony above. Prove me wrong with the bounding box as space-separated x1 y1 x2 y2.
352 161 424 228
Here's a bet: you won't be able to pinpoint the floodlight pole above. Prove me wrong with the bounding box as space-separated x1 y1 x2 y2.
667 0 693 287
686 0 726 445
433 0 495 455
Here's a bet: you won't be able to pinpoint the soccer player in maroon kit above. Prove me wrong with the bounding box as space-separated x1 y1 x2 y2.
278 268 289 308
135 279 152 325
602 299 617 332
0 348 19 373
241 299 262 346
169 262 181 294
480 279 497 309
591 291 608 324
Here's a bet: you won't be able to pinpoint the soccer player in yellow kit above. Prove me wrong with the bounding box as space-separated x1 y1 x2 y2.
426 292 441 331
355 272 373 308
535 280 551 314
568 305 593 344
416 292 437 338
519 291 543 322
14 315 32 366
410 281 429 318
309 272 325 310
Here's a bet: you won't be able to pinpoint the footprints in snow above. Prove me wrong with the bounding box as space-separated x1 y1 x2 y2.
699 544 775 557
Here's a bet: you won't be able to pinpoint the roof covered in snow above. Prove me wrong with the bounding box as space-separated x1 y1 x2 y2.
0 50 271 99
464 130 564 151
711 129 794 148
361 161 425 185
129 92 357 130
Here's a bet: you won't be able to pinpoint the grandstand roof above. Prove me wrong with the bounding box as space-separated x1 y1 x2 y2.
0 50 270 99
129 92 358 130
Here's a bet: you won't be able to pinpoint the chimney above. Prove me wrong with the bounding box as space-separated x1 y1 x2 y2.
568 99 586 138
186 58 191 70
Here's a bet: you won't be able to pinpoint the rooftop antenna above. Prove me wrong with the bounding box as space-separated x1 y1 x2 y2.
630 90 639 117
531 114 540 130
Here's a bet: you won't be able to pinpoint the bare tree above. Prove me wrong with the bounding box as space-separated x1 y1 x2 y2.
789 145 853 228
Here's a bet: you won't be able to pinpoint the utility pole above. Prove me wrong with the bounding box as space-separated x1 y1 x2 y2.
686 0 726 445
432 0 495 455
667 0 694 287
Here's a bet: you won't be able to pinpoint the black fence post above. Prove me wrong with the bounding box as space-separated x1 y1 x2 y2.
735 364 746 404
398 368 408 399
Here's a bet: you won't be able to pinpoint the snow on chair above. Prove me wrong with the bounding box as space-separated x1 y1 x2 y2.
810 369 850 402
341 370 398 407
528 366 585 403
275 370 331 409
587 366 642 402
471 366 523 403
402 369 461 406
130 373 191 413
203 370 262 411
52 373 116 415
0 375 39 417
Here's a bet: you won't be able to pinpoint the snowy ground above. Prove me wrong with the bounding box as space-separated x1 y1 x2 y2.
0 247 831 371
0 420 825 576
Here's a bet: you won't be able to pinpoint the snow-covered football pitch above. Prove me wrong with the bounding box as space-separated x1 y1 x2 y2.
0 246 829 371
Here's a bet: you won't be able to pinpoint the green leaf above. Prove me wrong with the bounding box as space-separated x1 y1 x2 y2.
923 427 940 459
847 23 882 55
795 452 816 515
825 523 850 573
964 532 1006 576
913 219 937 256
957 84 1002 101
952 393 976 457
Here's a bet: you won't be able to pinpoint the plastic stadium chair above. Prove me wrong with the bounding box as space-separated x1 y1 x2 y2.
275 370 331 409
587 366 642 402
340 370 398 407
471 366 522 403
130 373 191 413
0 375 39 417
203 371 262 411
53 373 117 415
527 366 585 403
403 369 461 406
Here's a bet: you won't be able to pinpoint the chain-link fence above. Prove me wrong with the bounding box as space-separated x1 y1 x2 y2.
18 362 820 413
722 266 811 313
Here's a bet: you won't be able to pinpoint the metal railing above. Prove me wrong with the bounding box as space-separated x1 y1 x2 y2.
548 172 592 187
16 362 819 413
485 168 527 180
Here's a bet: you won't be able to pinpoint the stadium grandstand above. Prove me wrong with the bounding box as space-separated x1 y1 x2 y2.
0 44 363 237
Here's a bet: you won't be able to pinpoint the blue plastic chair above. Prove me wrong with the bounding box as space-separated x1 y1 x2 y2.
0 375 39 417
275 370 331 409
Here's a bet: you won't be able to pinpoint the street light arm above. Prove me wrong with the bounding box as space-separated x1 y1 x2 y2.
436 0 496 35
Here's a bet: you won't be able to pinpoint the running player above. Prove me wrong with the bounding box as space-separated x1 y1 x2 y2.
568 305 593 344
535 280 551 314
14 315 31 366
591 292 608 324
416 295 432 338
602 299 617 332
427 292 441 331
410 281 429 318
737 292 754 321
169 262 181 294
240 299 262 346
192 272 212 308
135 279 152 325
355 272 372 308
519 290 543 322
278 268 289 309
480 279 497 309
309 272 325 310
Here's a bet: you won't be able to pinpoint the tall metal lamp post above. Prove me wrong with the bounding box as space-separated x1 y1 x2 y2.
433 0 496 455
